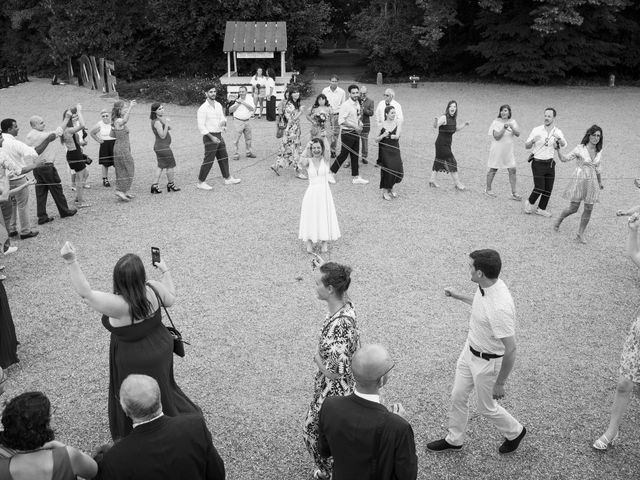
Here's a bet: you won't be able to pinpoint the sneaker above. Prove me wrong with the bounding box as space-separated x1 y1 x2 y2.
224 177 241 185
232 153 240 160
246 152 257 158
75 202 91 209
426 438 462 452
3 246 17 256
484 189 497 197
196 182 213 191
510 192 522 201
535 208 552 218
83 184 91 189
295 172 308 180
499 427 527 454
523 201 534 214
327 173 336 184
352 176 369 185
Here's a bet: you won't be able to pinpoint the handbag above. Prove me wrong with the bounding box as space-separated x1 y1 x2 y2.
276 115 286 138
147 283 188 357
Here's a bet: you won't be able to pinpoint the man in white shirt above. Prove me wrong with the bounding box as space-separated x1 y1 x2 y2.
329 84 368 185
321 75 346 158
229 86 257 161
375 89 404 128
25 115 77 225
0 118 53 239
196 85 240 190
427 249 526 454
523 107 567 217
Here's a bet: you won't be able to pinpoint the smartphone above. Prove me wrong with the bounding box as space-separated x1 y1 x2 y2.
151 247 161 267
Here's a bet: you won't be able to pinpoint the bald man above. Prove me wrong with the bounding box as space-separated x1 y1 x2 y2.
25 116 77 225
318 344 417 480
375 89 404 128
96 375 225 480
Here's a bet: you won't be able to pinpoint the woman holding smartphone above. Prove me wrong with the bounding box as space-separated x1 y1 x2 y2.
61 242 201 441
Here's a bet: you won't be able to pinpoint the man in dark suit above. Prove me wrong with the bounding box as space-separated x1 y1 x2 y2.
318 344 418 480
96 374 225 480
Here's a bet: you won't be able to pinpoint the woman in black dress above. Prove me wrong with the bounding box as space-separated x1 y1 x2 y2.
0 281 19 369
429 100 470 190
61 242 200 441
375 105 404 200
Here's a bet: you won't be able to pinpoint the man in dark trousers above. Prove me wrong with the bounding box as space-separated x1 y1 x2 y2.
318 344 418 480
359 85 375 165
96 374 225 480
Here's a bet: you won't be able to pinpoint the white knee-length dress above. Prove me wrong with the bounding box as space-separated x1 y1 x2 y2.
299 158 340 242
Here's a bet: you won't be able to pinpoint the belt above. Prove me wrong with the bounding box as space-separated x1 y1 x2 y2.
469 345 503 360
234 117 251 121
533 158 554 162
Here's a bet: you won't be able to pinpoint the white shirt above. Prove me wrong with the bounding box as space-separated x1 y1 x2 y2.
250 75 267 91
322 86 346 114
467 279 516 356
232 95 255 121
197 100 225 135
375 99 403 127
338 98 361 131
354 387 381 404
98 122 113 140
0 150 23 182
25 128 63 164
527 124 566 160
266 77 276 97
1 133 37 180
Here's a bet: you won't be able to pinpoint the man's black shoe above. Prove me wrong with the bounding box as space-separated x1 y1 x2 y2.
20 231 39 240
61 209 78 218
499 427 527 454
38 216 54 225
8 232 17 238
426 439 462 452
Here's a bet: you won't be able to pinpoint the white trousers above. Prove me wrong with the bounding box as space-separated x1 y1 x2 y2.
445 343 523 446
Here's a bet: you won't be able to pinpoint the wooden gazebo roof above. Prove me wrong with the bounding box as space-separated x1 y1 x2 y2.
223 21 288 53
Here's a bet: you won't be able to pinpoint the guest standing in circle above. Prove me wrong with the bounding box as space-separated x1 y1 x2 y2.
150 103 180 194
265 68 277 121
553 125 604 243
112 99 137 201
429 100 469 190
60 242 201 441
0 391 98 479
271 88 306 179
593 213 640 450
375 105 404 201
0 278 18 368
89 109 116 187
485 105 521 199
299 138 340 254
307 94 333 145
250 68 268 118
303 262 359 480
61 105 90 208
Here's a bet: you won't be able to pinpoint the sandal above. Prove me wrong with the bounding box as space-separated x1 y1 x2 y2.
593 431 618 451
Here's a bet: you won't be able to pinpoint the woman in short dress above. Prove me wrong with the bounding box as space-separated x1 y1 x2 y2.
61 105 90 208
485 104 521 199
150 103 180 194
429 100 470 190
593 214 640 450
302 261 359 480
61 241 201 441
299 137 340 254
89 109 115 187
553 125 604 244
250 68 268 118
375 105 404 200
271 88 306 179
112 99 136 202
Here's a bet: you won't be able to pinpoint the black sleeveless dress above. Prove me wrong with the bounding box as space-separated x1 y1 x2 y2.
102 306 201 440
0 282 18 368
377 126 404 189
432 116 457 173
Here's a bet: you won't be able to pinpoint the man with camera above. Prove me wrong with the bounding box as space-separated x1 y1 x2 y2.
318 344 417 480
229 86 257 161
25 115 77 225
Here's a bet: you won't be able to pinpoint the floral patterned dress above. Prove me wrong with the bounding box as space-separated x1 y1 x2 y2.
302 302 360 478
620 315 640 383
274 101 302 171
561 144 602 204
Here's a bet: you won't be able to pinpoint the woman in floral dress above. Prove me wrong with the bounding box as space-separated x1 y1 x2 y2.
271 88 306 179
553 125 604 244
302 261 360 480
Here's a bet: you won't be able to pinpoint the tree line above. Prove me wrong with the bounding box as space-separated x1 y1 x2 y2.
1 0 638 84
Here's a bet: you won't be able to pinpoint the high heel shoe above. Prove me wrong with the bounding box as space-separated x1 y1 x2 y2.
429 181 439 188
150 183 162 194
167 182 181 192
103 178 111 187
593 431 618 451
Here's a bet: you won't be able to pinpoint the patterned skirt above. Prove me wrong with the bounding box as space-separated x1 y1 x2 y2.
619 317 640 383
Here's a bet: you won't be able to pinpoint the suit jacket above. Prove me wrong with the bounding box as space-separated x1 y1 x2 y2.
96 415 225 480
318 394 417 480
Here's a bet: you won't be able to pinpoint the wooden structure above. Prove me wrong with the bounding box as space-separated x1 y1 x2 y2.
67 55 117 95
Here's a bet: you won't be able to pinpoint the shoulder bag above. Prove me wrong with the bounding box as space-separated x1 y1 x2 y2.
147 283 188 357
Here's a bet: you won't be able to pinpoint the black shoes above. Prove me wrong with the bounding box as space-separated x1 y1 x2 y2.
499 427 527 454
20 231 39 240
151 183 162 194
8 232 17 238
167 182 181 192
426 439 462 452
37 217 54 225
103 178 111 187
61 209 78 218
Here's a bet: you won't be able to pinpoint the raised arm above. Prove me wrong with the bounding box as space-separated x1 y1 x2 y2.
121 100 136 124
433 115 446 129
456 120 470 132
443 287 473 306
147 259 176 307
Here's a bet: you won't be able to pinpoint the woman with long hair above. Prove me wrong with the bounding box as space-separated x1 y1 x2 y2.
429 100 470 190
485 104 521 199
150 103 180 194
302 261 359 480
250 68 268 118
307 94 333 143
0 391 97 479
89 108 116 187
61 241 200 441
61 105 90 208
112 99 136 202
553 125 604 243
299 137 340 254
375 105 404 200
271 88 306 179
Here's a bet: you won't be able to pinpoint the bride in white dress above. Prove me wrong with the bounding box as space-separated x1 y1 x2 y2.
298 137 341 253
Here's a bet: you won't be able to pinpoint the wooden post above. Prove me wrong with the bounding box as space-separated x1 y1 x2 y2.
90 56 104 92
227 52 231 78
233 52 238 76
280 51 285 77
67 57 76 85
104 60 117 94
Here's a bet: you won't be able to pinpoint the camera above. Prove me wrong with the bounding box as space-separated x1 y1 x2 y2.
70 107 77 114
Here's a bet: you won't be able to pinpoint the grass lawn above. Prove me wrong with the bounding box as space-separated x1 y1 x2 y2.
1 78 639 479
